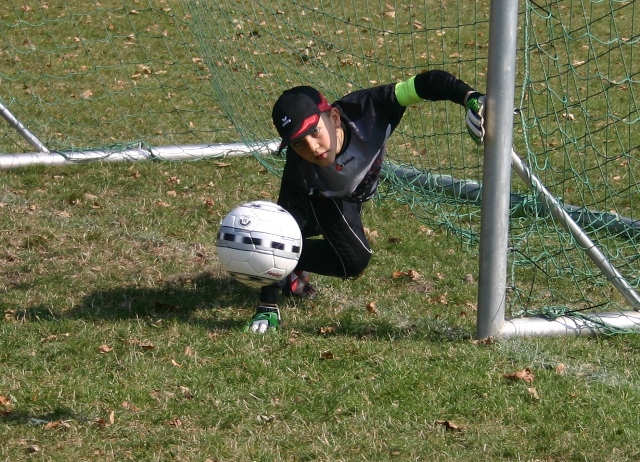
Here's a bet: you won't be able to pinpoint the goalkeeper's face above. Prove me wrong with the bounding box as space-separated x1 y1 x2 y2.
289 109 343 167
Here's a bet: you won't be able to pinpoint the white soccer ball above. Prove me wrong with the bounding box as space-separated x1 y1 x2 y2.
215 200 303 288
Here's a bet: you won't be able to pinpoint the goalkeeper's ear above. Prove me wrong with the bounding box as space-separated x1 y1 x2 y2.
327 107 341 129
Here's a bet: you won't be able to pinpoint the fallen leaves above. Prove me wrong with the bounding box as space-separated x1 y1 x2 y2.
429 292 448 305
139 342 155 351
391 269 421 280
502 367 543 400
363 227 379 243
257 414 275 424
41 333 70 342
167 417 183 427
177 385 193 399
503 367 535 384
94 410 116 427
435 420 465 432
122 401 141 412
97 344 112 354
320 350 334 360
318 325 336 336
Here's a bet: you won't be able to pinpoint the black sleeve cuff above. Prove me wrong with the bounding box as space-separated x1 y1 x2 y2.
413 70 475 106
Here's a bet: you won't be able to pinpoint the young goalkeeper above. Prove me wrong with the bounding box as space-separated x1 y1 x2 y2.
247 70 485 333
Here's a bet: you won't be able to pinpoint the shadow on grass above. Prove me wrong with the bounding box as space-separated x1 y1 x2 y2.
30 270 255 331
10 270 474 341
0 406 92 427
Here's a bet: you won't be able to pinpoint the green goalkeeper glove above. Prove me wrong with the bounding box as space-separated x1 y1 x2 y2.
246 305 280 333
465 92 486 145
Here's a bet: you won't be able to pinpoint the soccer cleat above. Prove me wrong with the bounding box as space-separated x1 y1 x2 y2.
246 305 280 333
282 270 317 299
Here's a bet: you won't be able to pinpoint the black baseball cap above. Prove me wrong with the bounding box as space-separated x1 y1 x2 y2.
272 86 332 152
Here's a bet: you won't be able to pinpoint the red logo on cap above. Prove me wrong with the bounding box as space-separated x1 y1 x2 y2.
291 113 320 140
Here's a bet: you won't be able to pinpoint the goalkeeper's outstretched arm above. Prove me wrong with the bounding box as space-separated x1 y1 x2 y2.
394 70 485 144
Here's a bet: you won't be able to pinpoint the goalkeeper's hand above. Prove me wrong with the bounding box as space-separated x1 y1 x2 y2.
465 92 485 145
246 305 280 333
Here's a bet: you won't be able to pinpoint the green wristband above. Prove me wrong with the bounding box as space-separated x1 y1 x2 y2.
395 76 422 107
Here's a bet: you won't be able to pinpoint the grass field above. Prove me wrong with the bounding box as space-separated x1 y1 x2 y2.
2 158 640 461
3 0 640 460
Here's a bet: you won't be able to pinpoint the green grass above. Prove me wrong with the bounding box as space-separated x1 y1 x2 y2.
3 158 640 461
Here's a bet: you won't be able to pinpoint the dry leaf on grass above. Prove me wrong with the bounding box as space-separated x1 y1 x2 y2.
472 336 494 345
435 420 464 432
364 227 379 243
167 417 182 427
97 344 112 353
318 325 336 336
320 350 334 360
503 367 535 383
257 414 275 424
44 420 74 430
429 292 448 305
122 401 141 412
392 269 421 280
178 385 193 399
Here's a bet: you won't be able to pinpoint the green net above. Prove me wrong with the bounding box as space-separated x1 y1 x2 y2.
2 0 639 324
511 0 640 317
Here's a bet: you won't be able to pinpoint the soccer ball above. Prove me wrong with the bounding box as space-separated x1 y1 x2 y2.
215 200 303 288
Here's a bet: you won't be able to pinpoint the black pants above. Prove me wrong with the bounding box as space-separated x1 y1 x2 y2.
259 195 372 304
